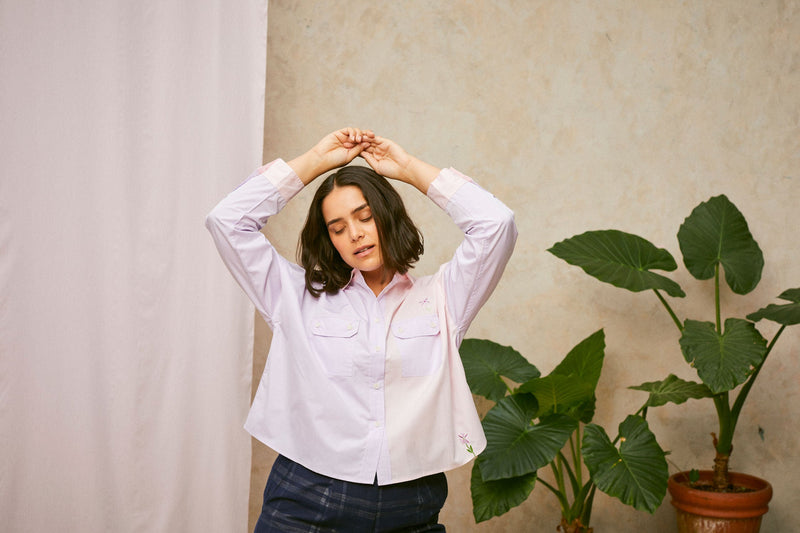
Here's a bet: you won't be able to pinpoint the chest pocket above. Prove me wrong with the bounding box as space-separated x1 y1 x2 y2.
309 316 359 377
391 315 442 377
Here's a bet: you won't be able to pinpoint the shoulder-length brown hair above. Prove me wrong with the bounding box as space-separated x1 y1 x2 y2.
299 165 423 297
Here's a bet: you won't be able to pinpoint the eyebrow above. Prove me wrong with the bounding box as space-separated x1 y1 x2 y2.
326 203 370 227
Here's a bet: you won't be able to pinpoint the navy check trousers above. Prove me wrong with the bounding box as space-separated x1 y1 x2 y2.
254 455 448 532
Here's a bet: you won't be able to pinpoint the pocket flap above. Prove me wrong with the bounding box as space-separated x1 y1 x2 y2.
391 315 440 338
310 316 359 338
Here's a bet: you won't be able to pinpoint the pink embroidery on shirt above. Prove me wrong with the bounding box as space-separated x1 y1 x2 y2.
419 297 433 313
458 432 476 457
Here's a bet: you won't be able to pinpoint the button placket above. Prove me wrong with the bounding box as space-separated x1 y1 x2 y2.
366 298 387 434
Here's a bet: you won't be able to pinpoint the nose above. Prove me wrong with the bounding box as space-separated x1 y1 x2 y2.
349 225 363 242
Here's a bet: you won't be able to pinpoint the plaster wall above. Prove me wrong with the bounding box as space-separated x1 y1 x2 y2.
252 1 800 530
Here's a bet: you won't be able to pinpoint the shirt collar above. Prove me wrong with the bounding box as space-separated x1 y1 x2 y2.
345 269 411 295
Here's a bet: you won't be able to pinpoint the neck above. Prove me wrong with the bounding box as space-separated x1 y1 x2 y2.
362 267 394 297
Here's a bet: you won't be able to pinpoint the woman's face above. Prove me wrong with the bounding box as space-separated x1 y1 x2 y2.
321 185 384 276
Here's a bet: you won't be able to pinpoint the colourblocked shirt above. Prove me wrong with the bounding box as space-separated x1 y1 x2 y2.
206 159 517 485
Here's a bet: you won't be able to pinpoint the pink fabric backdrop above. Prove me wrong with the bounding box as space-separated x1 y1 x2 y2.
1 1 268 530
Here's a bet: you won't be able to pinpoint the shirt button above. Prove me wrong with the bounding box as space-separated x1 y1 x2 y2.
373 382 381 390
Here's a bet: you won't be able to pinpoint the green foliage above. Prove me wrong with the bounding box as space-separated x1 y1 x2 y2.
548 193 799 484
677 195 763 294
679 319 767 394
459 339 540 402
747 289 800 325
460 330 668 524
629 374 712 408
582 415 669 513
548 230 685 297
470 462 536 523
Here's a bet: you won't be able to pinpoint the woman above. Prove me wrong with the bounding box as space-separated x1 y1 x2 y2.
206 127 517 532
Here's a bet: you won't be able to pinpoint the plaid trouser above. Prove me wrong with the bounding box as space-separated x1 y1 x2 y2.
254 455 448 532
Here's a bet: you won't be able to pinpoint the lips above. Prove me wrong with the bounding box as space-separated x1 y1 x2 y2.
354 244 374 257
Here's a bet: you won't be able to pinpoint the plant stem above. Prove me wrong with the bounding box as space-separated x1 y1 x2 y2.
714 263 721 332
653 289 683 331
731 326 786 428
712 392 733 455
558 451 579 501
538 476 570 513
580 485 596 528
571 427 583 489
553 454 568 501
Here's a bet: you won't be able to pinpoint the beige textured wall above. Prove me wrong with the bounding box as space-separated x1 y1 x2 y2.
251 1 800 530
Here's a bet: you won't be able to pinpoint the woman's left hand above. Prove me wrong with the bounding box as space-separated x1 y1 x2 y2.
362 135 440 193
360 135 412 181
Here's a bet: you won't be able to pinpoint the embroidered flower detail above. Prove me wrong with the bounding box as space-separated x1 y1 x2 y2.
419 297 433 312
458 432 476 457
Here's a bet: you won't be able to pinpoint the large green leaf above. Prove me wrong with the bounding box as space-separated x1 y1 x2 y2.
747 288 800 326
517 329 605 422
629 374 713 407
551 329 605 389
479 394 578 481
582 415 668 513
778 288 800 302
470 460 537 523
460 339 540 402
517 374 595 419
677 195 764 295
548 230 685 297
679 319 768 394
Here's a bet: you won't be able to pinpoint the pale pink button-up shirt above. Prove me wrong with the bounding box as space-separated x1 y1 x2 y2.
206 159 516 485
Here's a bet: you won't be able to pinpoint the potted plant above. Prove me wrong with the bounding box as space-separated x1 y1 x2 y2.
459 329 668 532
547 194 800 531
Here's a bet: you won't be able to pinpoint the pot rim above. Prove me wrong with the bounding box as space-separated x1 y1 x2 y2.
668 470 773 519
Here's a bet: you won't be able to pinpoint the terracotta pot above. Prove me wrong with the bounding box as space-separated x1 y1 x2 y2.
668 471 773 533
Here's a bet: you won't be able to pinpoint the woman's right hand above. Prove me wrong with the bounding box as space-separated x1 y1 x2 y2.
288 127 374 184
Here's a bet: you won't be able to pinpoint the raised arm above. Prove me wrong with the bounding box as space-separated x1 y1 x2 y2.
364 133 517 339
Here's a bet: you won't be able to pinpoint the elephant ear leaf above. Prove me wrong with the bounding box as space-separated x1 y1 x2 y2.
479 394 577 481
460 339 540 402
677 195 763 295
551 329 605 390
469 461 536 523
548 230 685 297
519 329 605 422
582 415 668 513
679 319 767 394
629 374 713 408
747 288 800 326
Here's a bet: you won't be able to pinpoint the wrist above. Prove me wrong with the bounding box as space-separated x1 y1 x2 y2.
404 157 440 194
287 150 329 185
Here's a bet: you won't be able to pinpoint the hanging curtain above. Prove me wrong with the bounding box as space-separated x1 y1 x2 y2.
0 1 268 531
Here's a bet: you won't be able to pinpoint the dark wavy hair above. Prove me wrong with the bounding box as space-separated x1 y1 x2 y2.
299 165 424 297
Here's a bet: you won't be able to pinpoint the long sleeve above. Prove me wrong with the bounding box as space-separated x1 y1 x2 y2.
205 159 306 326
427 168 518 342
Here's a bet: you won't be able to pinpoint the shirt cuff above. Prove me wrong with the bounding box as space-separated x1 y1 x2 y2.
257 158 304 202
427 167 473 210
